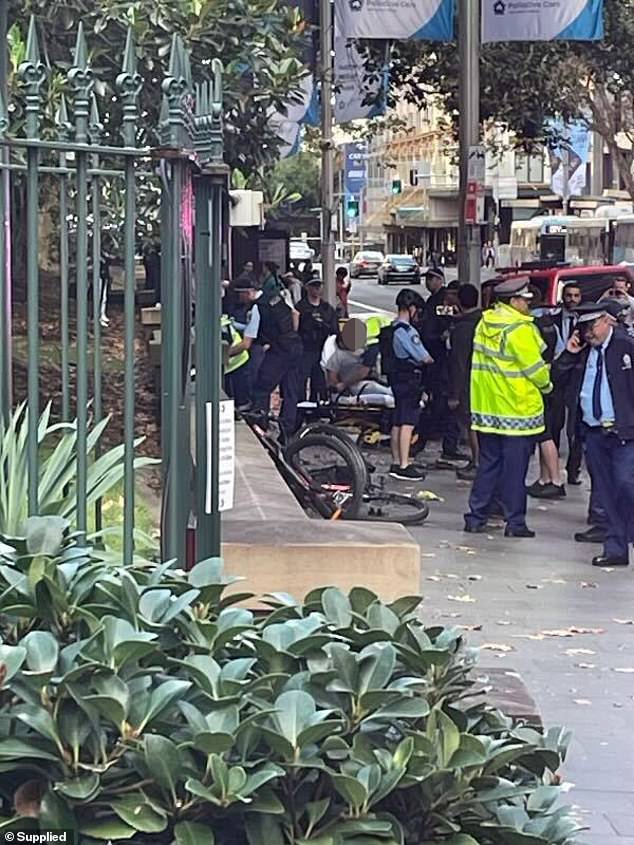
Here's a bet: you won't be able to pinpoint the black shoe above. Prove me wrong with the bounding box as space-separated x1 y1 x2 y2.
592 555 629 568
441 450 470 462
390 465 425 481
574 526 607 544
464 522 488 534
567 472 582 486
527 482 564 500
456 463 478 481
504 525 536 538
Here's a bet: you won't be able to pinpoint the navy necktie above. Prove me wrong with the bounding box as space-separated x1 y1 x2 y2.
592 347 604 421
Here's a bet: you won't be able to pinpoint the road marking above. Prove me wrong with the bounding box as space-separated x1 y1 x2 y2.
348 299 391 316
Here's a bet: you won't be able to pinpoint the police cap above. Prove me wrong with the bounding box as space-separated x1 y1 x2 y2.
233 276 257 291
574 300 623 323
303 276 324 287
493 276 533 300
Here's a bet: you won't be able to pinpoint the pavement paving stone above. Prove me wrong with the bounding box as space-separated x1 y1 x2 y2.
365 444 634 843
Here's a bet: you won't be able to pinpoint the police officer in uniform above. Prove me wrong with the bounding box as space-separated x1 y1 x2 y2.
553 300 634 567
296 277 338 401
222 314 250 407
465 277 552 537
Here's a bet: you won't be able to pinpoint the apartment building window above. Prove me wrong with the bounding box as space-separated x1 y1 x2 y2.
515 151 545 184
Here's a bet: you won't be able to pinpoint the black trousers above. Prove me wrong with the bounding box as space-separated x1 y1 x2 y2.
253 344 303 433
301 348 327 402
550 395 582 478
584 429 634 560
465 433 534 531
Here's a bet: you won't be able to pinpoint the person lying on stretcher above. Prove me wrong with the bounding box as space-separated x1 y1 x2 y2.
322 318 393 405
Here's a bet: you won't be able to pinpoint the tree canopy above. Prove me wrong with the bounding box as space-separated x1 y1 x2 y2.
366 0 634 198
9 0 311 177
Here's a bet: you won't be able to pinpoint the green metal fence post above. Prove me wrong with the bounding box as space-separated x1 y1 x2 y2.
89 93 103 532
56 95 71 423
116 29 141 564
158 35 191 565
69 22 94 539
0 87 9 423
194 63 227 560
18 17 45 514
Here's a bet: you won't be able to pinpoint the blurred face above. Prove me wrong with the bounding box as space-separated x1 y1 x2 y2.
307 282 323 299
340 318 367 352
562 286 582 309
244 261 254 273
426 275 442 293
580 314 614 347
239 288 257 302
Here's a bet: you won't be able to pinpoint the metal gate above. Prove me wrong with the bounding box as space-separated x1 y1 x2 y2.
0 17 226 565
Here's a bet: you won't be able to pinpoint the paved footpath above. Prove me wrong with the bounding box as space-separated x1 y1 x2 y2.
375 447 634 844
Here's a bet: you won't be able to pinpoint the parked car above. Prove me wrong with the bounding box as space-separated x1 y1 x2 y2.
483 263 634 307
377 254 420 286
349 250 385 278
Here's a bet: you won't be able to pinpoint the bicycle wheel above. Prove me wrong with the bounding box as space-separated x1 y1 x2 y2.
297 423 370 487
360 491 429 526
283 433 366 520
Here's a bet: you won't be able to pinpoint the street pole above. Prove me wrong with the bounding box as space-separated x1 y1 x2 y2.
561 147 570 215
319 0 336 304
0 0 11 421
457 0 481 288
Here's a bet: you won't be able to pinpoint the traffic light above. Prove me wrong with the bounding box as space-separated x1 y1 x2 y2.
391 179 402 195
346 198 359 218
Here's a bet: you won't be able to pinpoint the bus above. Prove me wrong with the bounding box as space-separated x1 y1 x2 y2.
509 216 607 267
609 214 634 265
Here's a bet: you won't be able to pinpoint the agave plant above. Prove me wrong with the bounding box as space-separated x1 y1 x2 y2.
0 403 158 537
0 518 581 845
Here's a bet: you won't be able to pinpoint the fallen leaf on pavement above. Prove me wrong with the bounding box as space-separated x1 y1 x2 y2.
512 634 546 641
417 490 444 502
441 612 462 618
580 582 597 589
565 648 596 656
569 626 606 635
614 668 634 674
446 573 460 579
421 553 437 559
575 663 596 669
613 619 634 625
468 574 483 581
480 643 514 653
457 624 483 632
526 584 543 590
426 575 441 582
496 620 512 626
573 699 592 706
455 546 477 553
542 578 567 585
447 594 476 603
537 505 549 511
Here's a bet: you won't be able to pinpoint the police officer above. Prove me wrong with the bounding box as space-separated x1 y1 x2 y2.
465 277 552 537
389 289 433 481
222 314 250 407
296 277 338 401
553 300 634 567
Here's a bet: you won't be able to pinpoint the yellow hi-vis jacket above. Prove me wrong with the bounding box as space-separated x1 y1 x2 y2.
222 315 249 375
470 303 552 436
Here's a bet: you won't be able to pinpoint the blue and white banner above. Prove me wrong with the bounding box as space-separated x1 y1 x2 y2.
482 0 604 43
269 75 316 158
334 37 386 123
335 0 454 41
548 118 590 198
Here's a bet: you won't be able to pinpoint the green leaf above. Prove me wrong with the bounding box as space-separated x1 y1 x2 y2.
305 798 330 835
21 631 59 674
23 516 68 557
80 820 137 840
0 738 60 762
15 705 62 749
271 690 315 748
322 587 352 628
358 643 396 693
39 790 75 830
331 773 367 809
144 734 180 795
56 774 100 801
429 708 461 768
245 814 285 845
0 644 27 681
137 679 191 730
174 822 214 845
111 796 168 833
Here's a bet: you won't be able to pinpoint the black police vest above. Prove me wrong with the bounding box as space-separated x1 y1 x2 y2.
257 296 298 351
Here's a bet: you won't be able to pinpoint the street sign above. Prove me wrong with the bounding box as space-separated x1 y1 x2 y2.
465 179 485 225
205 399 235 514
468 144 486 184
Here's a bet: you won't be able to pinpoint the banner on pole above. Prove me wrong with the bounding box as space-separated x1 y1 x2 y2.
548 119 590 198
335 0 454 41
482 0 604 43
334 37 386 123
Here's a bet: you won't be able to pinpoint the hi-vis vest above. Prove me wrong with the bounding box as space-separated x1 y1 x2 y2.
364 314 392 345
222 315 249 375
470 303 552 436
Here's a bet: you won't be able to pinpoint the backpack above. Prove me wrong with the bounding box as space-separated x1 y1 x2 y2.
378 323 406 377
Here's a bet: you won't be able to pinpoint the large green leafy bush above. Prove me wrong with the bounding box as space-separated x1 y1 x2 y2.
0 519 579 844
